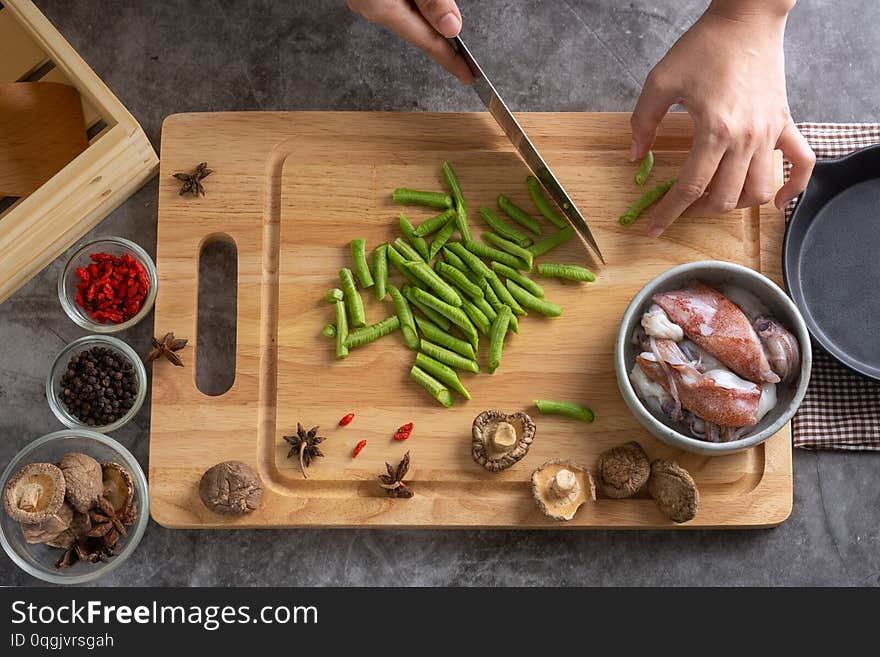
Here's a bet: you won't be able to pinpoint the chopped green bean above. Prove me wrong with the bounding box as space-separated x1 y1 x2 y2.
536 263 596 282
486 271 525 316
414 208 455 237
428 216 456 259
393 188 453 209
410 287 479 348
619 178 677 226
435 261 484 301
393 236 426 263
481 232 534 270
497 194 542 235
387 244 428 290
401 260 462 307
402 284 453 331
534 399 595 423
526 175 568 228
420 340 480 374
483 284 519 333
339 268 366 328
350 238 374 288
372 244 389 300
399 215 429 260
415 352 471 399
635 150 654 186
506 280 562 317
326 288 344 303
527 227 574 257
410 365 454 408
479 207 532 247
334 300 348 360
322 323 336 338
345 315 400 348
446 242 492 277
473 295 496 322
441 161 471 242
487 306 512 374
491 261 545 298
387 284 420 351
414 316 476 360
461 299 491 336
464 239 527 272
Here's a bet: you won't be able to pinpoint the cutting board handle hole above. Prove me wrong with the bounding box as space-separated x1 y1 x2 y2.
196 235 238 396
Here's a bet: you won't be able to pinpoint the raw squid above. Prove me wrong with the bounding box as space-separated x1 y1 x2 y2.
754 315 801 383
652 281 779 384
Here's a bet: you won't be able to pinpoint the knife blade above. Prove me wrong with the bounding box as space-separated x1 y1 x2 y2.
450 35 605 264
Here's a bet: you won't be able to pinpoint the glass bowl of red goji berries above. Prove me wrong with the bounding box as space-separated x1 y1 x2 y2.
58 237 157 333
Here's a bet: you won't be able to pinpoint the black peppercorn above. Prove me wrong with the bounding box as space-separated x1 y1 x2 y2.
58 346 138 426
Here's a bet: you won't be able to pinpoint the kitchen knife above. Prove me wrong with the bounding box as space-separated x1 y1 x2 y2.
450 35 605 264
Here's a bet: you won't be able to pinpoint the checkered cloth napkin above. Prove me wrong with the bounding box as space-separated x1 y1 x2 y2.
786 123 880 450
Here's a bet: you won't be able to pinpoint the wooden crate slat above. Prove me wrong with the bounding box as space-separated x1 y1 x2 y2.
0 7 47 81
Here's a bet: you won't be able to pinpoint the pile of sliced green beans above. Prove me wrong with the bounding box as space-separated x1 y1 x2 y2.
320 161 598 409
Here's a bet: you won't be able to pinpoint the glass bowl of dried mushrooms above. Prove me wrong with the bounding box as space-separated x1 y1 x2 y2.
0 430 148 584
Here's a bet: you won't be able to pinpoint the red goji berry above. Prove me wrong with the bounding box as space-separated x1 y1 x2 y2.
339 413 355 426
393 422 414 441
73 250 149 324
352 440 367 458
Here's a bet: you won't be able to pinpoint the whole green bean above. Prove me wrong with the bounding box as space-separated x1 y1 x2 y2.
387 284 420 350
392 188 452 209
483 284 519 333
635 150 654 186
326 288 344 303
527 227 574 257
486 271 525 316
350 238 374 288
400 260 462 307
506 280 562 317
372 244 389 300
436 261 484 301
339 268 366 328
487 306 512 374
619 178 677 226
387 244 428 290
481 232 534 270
534 399 595 423
410 365 454 408
410 287 479 348
334 299 348 360
446 242 492 277
415 352 471 399
536 263 596 282
497 194 542 235
461 299 491 336
491 261 545 298
399 214 429 261
479 207 532 247
420 340 480 374
402 284 453 331
428 216 456 259
414 316 476 360
414 208 455 237
344 315 400 349
441 161 471 242
322 323 336 338
526 175 568 228
465 239 529 272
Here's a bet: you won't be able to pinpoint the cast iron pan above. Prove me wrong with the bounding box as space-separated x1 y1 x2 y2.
783 143 880 381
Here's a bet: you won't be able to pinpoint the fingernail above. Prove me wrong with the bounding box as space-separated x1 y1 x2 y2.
437 12 461 37
629 140 639 162
646 223 663 238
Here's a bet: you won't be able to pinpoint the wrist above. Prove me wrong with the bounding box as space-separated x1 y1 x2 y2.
708 0 795 22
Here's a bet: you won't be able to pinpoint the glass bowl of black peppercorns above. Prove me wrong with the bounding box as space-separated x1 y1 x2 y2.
46 336 147 433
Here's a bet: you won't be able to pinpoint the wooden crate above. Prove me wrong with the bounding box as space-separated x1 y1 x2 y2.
0 0 158 303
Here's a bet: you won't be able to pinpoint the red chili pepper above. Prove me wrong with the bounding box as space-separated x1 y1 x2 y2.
393 422 414 441
73 251 149 324
338 412 355 426
352 440 367 458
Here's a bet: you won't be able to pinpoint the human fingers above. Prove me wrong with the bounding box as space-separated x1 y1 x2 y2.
684 148 752 217
630 69 676 161
413 0 463 37
737 147 776 208
774 122 816 208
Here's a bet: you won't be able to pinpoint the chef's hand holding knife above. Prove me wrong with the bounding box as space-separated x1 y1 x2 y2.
348 0 816 238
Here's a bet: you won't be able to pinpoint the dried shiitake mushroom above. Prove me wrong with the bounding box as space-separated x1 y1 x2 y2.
472 410 536 472
101 462 134 513
531 459 595 521
199 461 264 516
21 502 75 548
647 459 699 523
3 462 66 524
597 441 651 499
59 453 103 514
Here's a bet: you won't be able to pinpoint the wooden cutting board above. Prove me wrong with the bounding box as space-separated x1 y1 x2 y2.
150 112 792 529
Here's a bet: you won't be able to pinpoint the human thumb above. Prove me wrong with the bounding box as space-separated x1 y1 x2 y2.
414 0 463 37
630 72 674 161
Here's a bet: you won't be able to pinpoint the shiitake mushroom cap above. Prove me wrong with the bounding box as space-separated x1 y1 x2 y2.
3 462 66 524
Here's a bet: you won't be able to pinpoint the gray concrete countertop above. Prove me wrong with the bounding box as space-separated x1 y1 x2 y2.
2 0 879 586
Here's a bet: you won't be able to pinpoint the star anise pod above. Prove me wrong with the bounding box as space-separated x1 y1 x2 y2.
173 162 212 197
145 332 188 366
378 451 413 498
283 423 325 479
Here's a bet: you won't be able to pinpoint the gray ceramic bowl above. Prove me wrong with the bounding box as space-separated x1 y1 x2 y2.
615 260 812 455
